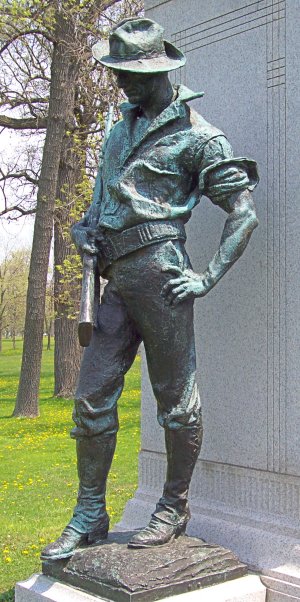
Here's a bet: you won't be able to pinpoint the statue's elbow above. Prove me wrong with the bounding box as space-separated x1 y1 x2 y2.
232 190 258 232
241 196 258 233
248 208 259 232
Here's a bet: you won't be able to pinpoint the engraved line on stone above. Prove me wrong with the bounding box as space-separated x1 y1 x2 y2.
171 0 270 38
270 47 277 472
266 17 273 470
269 0 285 472
267 77 286 84
140 453 300 520
172 0 285 43
267 62 285 68
267 82 286 88
267 72 286 80
273 66 281 473
267 61 285 70
178 11 271 48
183 18 283 55
174 3 270 42
279 2 287 473
267 56 285 63
146 0 176 12
266 17 271 469
264 0 287 473
267 65 285 74
283 1 287 473
179 12 285 56
182 15 269 48
267 57 285 64
181 9 285 53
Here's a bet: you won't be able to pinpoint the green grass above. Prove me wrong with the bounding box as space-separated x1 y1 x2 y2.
0 338 141 601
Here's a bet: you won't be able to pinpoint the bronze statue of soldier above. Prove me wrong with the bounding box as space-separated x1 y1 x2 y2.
41 17 258 561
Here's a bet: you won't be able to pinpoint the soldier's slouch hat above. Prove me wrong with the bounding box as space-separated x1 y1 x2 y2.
92 17 186 73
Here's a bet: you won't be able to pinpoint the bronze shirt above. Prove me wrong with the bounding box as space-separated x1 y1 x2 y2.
87 85 258 232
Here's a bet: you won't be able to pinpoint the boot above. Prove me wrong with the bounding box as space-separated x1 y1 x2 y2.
128 419 203 548
41 433 116 560
40 527 87 561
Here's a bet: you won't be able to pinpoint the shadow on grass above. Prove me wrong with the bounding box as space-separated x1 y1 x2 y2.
0 588 15 602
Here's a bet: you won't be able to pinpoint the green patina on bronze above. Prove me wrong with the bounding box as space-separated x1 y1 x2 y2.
41 17 259 563
92 17 186 73
43 532 247 601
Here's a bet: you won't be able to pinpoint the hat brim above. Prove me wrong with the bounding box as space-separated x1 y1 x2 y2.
92 40 186 73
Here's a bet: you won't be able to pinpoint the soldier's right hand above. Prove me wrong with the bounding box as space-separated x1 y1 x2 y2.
71 225 98 255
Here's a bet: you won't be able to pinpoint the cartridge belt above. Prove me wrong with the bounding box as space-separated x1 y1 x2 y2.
96 219 186 269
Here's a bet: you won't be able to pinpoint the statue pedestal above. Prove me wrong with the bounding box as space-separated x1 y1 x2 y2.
15 532 266 601
40 532 247 601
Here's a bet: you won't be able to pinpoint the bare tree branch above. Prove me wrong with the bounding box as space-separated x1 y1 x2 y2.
0 114 47 129
0 29 54 56
0 171 38 185
0 96 48 110
0 205 36 218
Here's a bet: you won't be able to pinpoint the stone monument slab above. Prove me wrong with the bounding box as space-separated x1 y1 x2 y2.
119 1 300 601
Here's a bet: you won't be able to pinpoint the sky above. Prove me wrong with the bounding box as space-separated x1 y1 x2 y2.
0 217 35 260
0 129 35 260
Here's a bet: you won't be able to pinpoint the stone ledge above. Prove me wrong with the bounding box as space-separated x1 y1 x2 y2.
261 573 300 601
15 574 266 602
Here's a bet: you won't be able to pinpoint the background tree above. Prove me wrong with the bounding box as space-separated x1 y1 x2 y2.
0 0 142 416
12 1 80 417
0 246 30 350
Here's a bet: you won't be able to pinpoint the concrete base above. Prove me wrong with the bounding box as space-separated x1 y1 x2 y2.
15 574 266 602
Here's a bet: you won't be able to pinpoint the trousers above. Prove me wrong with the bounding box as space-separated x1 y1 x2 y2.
71 239 201 439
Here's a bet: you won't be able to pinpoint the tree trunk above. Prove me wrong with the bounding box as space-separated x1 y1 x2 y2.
54 135 82 398
47 330 51 351
13 9 78 417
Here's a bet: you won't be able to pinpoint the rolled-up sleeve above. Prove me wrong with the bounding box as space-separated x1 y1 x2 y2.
198 136 259 207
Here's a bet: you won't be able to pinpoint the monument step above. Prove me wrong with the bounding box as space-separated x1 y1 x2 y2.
15 574 266 602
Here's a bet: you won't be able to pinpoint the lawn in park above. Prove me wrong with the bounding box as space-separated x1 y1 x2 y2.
0 338 141 601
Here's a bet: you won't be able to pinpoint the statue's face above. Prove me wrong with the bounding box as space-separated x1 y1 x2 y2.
115 71 158 105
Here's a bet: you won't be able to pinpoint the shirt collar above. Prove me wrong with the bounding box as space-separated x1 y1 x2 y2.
120 84 204 131
118 85 204 165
